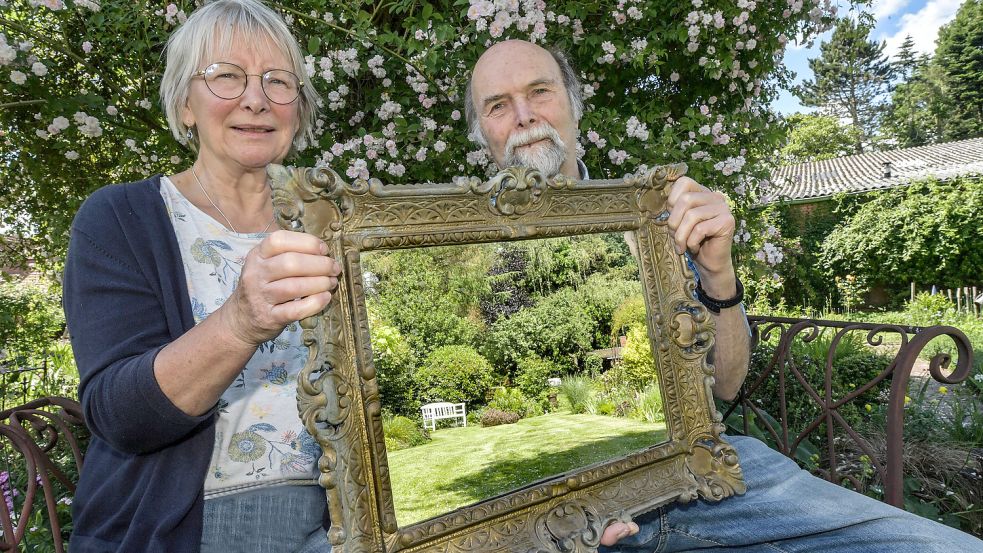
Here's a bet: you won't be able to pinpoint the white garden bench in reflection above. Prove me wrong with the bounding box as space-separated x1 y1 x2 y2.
420 402 466 431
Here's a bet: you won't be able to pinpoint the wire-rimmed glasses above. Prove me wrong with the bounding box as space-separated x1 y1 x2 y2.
193 62 303 105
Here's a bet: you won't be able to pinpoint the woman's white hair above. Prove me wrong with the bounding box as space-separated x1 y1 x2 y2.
159 0 320 153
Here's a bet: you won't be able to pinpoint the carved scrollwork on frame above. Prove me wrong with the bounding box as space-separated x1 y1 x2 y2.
682 440 747 503
528 500 604 553
268 162 744 553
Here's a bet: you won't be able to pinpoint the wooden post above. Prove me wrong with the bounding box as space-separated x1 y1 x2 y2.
910 282 916 303
957 287 962 312
948 289 954 303
974 286 979 317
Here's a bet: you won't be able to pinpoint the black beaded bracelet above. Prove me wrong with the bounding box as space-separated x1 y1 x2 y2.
695 276 744 314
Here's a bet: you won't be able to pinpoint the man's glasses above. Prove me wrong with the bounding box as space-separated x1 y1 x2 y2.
193 62 302 105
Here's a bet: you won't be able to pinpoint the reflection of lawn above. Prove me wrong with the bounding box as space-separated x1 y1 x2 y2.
387 412 667 526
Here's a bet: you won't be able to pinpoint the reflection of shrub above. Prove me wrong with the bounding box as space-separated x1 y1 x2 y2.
415 345 496 405
523 398 545 418
466 407 484 426
559 376 595 414
480 408 521 427
383 415 430 451
620 326 658 390
371 321 419 416
583 354 603 376
488 387 527 415
589 378 632 417
594 400 617 416
633 384 664 423
515 356 563 406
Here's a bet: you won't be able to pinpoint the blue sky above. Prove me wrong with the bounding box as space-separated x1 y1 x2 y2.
772 0 966 114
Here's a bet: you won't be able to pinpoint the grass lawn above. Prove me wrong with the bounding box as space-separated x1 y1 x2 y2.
387 412 667 526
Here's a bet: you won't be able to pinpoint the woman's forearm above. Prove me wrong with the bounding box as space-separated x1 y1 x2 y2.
153 304 260 417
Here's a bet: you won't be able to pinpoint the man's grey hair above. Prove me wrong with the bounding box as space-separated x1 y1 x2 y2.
464 47 583 146
159 0 321 152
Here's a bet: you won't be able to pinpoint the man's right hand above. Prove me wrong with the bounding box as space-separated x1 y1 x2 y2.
601 520 640 546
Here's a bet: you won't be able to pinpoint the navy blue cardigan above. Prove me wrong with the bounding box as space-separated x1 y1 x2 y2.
64 176 217 552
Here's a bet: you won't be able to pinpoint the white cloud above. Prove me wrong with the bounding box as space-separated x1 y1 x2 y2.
878 0 963 57
871 0 911 21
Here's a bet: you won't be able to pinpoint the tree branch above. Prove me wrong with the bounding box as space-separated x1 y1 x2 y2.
0 17 162 131
0 99 47 110
271 2 450 102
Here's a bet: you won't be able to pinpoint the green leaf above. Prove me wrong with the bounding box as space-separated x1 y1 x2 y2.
307 36 321 55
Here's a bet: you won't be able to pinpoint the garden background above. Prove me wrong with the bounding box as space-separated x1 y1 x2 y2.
1 0 982 549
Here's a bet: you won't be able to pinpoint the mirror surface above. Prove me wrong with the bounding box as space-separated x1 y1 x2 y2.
361 232 670 527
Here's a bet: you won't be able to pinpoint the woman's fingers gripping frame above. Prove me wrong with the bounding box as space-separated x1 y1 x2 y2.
254 230 342 321
256 229 331 259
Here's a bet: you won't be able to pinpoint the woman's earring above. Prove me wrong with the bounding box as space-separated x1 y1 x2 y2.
186 127 194 142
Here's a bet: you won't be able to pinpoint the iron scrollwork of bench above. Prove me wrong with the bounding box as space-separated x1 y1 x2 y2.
1 396 85 553
722 316 974 508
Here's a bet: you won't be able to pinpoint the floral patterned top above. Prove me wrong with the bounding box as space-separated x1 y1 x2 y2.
159 176 320 499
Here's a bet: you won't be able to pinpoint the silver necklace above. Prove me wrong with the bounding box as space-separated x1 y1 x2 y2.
191 167 274 234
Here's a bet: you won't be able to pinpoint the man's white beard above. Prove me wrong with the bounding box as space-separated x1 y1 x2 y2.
503 124 567 177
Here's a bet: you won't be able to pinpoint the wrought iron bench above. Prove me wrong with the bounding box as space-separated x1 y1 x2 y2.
721 315 975 509
1 396 85 553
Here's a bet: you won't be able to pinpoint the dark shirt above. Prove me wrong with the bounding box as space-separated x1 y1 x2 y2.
64 175 216 553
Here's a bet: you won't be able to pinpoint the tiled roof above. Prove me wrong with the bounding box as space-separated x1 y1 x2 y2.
768 137 983 203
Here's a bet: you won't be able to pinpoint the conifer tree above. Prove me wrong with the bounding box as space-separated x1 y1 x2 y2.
794 18 893 153
894 35 920 82
884 58 949 148
935 0 983 140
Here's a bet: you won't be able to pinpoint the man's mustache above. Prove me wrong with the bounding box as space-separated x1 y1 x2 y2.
504 124 565 159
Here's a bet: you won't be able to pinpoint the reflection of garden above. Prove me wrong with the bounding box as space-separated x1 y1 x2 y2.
386 412 667 526
365 235 670 524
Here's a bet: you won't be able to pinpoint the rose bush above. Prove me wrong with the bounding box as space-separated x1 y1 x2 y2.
0 0 839 272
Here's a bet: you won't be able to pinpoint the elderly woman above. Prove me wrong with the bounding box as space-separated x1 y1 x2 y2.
62 1 339 552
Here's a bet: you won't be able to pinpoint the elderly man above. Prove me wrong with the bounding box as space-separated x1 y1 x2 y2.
467 40 749 401
466 40 983 552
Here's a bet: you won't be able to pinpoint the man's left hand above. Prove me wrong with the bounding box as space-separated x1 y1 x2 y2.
666 175 736 283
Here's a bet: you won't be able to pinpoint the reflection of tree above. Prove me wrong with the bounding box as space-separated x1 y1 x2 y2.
364 236 644 412
363 245 495 358
480 245 533 325
619 326 658 390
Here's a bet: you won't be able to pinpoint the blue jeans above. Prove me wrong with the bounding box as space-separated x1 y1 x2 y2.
601 435 983 552
201 484 331 553
200 438 982 553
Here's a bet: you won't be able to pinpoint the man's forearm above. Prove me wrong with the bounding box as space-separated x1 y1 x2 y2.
696 265 750 401
709 304 750 401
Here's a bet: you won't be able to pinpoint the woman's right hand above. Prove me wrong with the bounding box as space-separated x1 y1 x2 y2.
220 230 342 346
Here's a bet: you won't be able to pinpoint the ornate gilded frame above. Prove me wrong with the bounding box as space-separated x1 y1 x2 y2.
267 162 745 553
